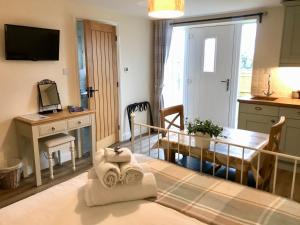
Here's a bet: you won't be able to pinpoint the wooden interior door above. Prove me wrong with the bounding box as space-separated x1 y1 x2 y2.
83 20 119 148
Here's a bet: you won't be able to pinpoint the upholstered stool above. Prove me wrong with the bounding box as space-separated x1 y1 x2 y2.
42 133 76 179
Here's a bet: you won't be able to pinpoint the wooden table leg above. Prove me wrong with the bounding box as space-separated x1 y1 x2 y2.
235 169 248 185
164 149 175 163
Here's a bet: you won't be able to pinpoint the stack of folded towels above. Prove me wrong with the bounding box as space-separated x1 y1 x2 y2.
84 147 157 206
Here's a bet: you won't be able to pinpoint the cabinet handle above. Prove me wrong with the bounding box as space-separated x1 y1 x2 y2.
51 127 56 131
255 107 262 111
78 121 82 125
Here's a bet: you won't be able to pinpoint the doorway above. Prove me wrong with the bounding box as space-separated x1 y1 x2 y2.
76 20 120 149
186 25 235 127
163 22 257 128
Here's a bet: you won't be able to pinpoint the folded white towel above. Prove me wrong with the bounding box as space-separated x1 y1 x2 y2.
94 149 120 189
105 147 132 163
120 156 144 185
94 148 105 164
84 172 157 207
87 162 151 180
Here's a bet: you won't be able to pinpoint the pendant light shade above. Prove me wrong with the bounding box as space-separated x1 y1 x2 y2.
148 0 184 19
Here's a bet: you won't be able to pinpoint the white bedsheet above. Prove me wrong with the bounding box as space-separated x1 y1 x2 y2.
0 172 207 225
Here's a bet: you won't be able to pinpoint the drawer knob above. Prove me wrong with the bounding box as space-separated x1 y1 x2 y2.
78 121 82 124
271 119 276 124
51 127 56 131
255 107 262 111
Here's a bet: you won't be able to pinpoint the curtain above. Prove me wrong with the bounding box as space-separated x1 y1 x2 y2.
153 20 173 126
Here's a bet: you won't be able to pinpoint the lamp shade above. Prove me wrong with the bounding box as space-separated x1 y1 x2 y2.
148 0 184 19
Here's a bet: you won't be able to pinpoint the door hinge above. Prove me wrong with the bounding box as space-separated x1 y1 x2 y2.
115 35 118 42
118 125 120 130
117 82 119 87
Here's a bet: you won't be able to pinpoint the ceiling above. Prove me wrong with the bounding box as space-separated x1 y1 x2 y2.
84 0 282 18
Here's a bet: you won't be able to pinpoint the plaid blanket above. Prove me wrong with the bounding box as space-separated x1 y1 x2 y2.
139 156 300 225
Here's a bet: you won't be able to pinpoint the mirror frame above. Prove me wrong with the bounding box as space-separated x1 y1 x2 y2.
38 79 62 113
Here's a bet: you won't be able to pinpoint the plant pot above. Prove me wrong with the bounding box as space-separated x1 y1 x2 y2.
194 132 211 149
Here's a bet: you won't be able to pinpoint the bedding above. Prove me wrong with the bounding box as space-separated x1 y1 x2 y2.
1 154 300 225
136 155 300 225
0 170 206 225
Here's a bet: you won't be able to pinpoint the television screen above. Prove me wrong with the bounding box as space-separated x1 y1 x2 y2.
5 24 60 61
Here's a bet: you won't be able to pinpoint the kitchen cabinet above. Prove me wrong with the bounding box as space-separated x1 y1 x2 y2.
238 102 300 158
280 107 300 157
280 1 300 66
238 103 279 133
238 113 278 134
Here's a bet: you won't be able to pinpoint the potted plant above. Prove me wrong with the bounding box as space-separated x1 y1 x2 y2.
187 119 223 149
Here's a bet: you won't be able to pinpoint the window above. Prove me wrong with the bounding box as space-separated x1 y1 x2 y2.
203 38 216 73
238 23 257 97
163 27 186 108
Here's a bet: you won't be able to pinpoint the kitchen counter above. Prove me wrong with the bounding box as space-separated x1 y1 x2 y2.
238 96 300 109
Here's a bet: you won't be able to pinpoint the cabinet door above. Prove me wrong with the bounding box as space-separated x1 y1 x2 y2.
238 113 278 134
281 119 300 157
280 5 300 66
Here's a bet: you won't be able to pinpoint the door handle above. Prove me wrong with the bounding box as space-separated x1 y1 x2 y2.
86 87 99 98
220 79 230 91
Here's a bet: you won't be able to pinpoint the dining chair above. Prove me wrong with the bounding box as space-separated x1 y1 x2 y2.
160 104 184 135
251 116 286 190
159 105 184 161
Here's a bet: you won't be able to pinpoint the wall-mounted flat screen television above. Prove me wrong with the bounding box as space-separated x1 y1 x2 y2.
5 24 60 61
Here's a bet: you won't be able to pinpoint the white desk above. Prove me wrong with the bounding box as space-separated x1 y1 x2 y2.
15 110 96 186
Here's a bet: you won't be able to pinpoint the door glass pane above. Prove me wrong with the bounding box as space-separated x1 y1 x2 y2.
163 27 186 108
238 23 257 97
76 20 91 156
203 38 216 73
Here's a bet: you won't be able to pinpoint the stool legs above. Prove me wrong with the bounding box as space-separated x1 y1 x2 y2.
48 152 54 180
58 151 63 166
70 141 76 171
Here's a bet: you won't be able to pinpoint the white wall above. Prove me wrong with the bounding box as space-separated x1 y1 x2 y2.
252 6 300 97
0 0 153 161
251 6 285 96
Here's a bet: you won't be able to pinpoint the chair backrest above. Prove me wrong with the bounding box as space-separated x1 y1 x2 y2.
160 105 184 134
252 116 286 190
266 116 285 153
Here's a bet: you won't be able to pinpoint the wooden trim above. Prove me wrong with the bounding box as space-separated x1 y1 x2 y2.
90 22 116 33
15 110 95 126
238 97 300 109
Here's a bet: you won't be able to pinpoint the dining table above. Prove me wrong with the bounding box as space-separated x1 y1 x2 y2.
153 127 269 184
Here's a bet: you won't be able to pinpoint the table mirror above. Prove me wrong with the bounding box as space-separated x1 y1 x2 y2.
38 79 62 114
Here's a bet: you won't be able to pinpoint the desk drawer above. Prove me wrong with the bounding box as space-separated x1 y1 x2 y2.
239 103 279 116
39 121 67 136
68 115 91 129
280 107 300 120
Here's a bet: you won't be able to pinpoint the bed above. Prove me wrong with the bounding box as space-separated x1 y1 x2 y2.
0 155 300 225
